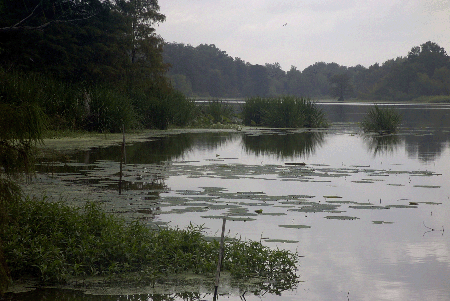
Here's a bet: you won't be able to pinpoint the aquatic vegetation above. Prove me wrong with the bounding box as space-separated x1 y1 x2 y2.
242 96 328 128
324 216 359 220
279 225 311 229
361 105 402 134
372 221 394 225
202 100 235 124
2 198 299 289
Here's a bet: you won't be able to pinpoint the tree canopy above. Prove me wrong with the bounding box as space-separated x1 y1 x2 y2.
0 0 196 132
163 41 450 101
0 0 167 88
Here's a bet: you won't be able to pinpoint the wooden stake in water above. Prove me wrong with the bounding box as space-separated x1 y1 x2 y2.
119 124 126 195
214 217 227 300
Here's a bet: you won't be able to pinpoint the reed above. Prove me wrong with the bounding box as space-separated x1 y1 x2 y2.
361 105 402 134
243 96 328 128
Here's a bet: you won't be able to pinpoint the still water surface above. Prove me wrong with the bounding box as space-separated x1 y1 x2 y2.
9 103 450 301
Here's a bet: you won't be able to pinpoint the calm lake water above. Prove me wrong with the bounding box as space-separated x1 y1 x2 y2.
9 102 450 301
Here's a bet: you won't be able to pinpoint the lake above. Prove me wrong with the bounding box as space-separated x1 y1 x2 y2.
11 102 450 301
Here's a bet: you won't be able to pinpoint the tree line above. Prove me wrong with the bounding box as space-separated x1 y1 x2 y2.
163 41 450 101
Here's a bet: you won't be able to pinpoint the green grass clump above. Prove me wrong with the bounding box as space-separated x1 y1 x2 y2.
191 100 236 127
2 198 299 291
242 96 328 128
361 105 402 134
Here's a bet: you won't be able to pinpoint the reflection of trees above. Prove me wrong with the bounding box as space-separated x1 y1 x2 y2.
71 132 238 164
364 134 402 156
404 132 447 163
242 131 325 158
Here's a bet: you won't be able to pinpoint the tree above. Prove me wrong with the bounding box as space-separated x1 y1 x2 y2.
0 0 101 33
329 74 353 101
0 85 47 293
247 64 269 96
407 41 449 77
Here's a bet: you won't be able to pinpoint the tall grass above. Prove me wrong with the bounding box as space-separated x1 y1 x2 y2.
0 68 197 132
243 96 328 128
203 100 234 124
2 198 299 290
361 105 402 134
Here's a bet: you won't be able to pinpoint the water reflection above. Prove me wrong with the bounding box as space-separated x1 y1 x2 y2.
364 134 402 156
69 133 238 165
404 131 448 163
5 289 208 301
319 103 450 163
242 131 325 159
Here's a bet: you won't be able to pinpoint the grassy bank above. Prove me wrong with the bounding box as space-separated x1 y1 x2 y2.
2 198 299 293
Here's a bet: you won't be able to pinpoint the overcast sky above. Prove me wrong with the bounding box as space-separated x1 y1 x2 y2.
155 0 450 71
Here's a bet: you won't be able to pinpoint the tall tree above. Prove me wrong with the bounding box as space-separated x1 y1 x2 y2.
329 74 353 101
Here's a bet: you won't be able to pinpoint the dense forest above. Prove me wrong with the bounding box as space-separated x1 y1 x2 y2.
0 0 196 132
163 41 450 101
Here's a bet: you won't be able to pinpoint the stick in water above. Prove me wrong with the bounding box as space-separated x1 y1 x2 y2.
214 217 227 300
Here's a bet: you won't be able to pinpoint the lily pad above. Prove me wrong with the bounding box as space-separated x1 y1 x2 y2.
324 216 359 220
349 205 388 210
264 239 299 243
279 224 311 229
413 185 441 188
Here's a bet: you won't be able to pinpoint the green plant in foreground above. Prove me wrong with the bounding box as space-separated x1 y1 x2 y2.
2 198 299 292
361 105 402 134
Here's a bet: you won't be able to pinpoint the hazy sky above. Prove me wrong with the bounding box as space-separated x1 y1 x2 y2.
155 0 450 71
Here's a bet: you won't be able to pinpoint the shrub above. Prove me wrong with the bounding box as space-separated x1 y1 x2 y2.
361 105 402 134
83 88 139 132
243 96 328 128
204 100 234 124
2 198 299 290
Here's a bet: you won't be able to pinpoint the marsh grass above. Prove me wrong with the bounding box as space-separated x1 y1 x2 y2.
361 105 402 134
243 96 328 128
2 198 299 291
192 100 236 127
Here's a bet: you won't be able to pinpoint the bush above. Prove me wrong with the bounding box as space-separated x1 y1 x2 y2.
243 96 328 128
361 105 402 134
2 198 299 289
83 88 139 132
204 100 234 124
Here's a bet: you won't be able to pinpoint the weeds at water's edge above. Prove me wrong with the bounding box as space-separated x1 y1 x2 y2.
242 96 328 128
2 197 299 294
360 105 402 134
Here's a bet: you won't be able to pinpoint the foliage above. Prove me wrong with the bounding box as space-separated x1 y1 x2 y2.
243 96 328 128
202 100 234 124
83 87 138 132
0 0 190 132
163 41 450 101
361 105 402 134
329 73 353 101
2 199 299 289
0 67 48 294
224 239 299 294
0 67 196 132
